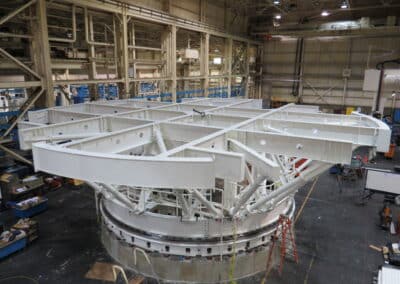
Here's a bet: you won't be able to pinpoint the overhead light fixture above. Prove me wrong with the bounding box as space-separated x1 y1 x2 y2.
273 0 280 5
321 10 330 16
213 57 222 65
275 14 282 20
341 1 348 9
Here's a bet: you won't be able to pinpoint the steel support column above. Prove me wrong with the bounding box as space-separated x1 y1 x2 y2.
32 0 54 107
200 0 206 22
121 12 130 98
200 33 209 97
256 46 263 100
242 42 250 99
168 25 177 102
87 11 98 100
116 10 130 99
225 38 233 97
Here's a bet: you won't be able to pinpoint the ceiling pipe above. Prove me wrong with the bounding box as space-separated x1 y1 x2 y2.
84 7 115 47
48 5 76 43
0 32 33 39
254 25 400 38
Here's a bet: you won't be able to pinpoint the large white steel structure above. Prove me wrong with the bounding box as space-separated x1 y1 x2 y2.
18 98 390 283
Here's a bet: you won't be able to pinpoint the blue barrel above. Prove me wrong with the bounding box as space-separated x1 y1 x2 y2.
394 109 400 123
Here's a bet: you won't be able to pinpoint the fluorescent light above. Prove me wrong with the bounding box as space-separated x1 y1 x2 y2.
341 1 348 9
213 57 222 65
321 11 330 16
273 0 280 4
275 14 282 20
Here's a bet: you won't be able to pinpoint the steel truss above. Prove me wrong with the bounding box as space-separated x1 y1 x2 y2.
18 98 390 282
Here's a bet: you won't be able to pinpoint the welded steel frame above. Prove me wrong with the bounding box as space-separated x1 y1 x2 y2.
18 98 390 282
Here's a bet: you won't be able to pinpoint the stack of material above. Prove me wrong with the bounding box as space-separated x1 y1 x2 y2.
0 229 26 259
12 218 39 243
20 175 44 191
13 196 48 218
0 173 44 204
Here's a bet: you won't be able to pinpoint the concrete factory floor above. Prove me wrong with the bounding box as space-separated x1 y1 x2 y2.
0 150 398 284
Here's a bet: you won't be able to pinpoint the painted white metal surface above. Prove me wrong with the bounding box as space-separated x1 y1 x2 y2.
20 98 391 207
18 98 391 278
365 169 400 195
378 265 400 284
32 142 216 188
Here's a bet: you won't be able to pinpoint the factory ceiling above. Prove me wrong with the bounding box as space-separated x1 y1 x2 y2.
218 0 400 37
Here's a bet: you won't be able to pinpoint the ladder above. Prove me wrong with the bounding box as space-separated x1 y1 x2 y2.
263 215 299 281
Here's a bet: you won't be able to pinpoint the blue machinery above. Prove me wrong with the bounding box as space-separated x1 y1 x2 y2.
55 85 243 104
137 85 245 102
72 84 119 103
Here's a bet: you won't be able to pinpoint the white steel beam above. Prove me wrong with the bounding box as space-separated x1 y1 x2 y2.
229 174 267 216
245 162 331 215
210 107 267 117
47 110 100 124
159 123 220 145
184 147 245 180
352 112 391 152
245 118 380 148
89 182 137 210
172 114 247 128
117 109 186 121
32 142 216 189
229 129 354 164
18 116 151 150
268 111 378 127
66 124 154 153
190 189 222 217
227 138 280 180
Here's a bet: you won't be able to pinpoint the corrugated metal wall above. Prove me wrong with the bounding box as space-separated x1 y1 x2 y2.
263 36 400 111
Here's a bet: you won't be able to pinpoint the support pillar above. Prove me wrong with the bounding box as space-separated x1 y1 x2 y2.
223 179 236 210
256 46 263 100
116 10 130 99
200 0 206 22
242 42 250 99
160 27 169 96
225 38 233 97
88 14 98 100
162 0 171 13
32 0 53 107
130 22 136 97
200 33 209 97
122 12 130 98
164 25 177 102
183 65 190 90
